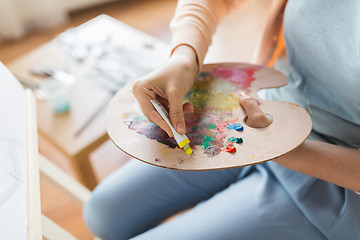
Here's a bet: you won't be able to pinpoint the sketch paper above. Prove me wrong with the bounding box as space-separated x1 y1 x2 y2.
0 62 27 240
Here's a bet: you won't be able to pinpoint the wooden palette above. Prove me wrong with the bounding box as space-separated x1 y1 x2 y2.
106 63 312 170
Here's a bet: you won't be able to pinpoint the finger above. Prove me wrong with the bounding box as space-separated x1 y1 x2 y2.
183 102 194 114
238 91 272 128
149 109 174 138
157 98 170 112
167 89 186 135
132 82 173 137
158 100 193 115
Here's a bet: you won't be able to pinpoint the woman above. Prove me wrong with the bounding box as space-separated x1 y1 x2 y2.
84 1 360 239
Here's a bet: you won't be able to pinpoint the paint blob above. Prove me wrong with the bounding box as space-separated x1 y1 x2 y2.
123 65 261 157
228 137 243 144
227 123 244 132
225 144 236 153
211 65 261 89
204 145 222 157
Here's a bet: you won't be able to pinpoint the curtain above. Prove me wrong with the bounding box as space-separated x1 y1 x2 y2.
0 0 68 43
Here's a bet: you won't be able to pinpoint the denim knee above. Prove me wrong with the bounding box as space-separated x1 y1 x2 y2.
83 195 111 239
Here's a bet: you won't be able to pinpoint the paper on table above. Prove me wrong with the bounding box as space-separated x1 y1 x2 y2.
0 62 27 239
0 141 27 240
0 141 24 206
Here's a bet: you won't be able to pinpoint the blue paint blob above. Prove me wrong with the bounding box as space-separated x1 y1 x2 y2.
235 125 244 131
227 123 243 131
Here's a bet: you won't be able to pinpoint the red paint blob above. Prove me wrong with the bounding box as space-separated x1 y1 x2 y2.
211 65 262 89
225 145 236 153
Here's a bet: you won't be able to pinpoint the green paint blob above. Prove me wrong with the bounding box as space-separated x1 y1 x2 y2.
201 135 215 149
228 137 243 144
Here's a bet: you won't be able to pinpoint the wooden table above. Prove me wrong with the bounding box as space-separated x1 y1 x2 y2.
8 15 169 189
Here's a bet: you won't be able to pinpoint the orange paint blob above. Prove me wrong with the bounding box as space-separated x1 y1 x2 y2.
225 145 236 153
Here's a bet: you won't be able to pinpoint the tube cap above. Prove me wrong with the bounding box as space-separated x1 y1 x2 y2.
183 145 192 155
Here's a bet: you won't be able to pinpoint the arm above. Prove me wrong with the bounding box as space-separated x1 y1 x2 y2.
274 141 360 192
239 92 360 192
134 0 246 136
170 0 247 66
171 0 287 66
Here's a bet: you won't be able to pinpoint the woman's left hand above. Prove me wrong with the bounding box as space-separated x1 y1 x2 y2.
238 91 272 128
237 92 360 192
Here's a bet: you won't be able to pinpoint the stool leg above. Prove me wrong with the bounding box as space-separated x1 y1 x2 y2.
69 153 98 190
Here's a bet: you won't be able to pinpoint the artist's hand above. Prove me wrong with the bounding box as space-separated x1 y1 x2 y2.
132 45 198 137
238 91 272 128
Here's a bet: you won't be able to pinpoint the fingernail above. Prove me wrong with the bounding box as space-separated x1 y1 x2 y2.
239 91 251 100
176 123 185 133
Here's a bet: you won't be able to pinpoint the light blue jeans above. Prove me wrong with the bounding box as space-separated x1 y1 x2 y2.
83 160 328 240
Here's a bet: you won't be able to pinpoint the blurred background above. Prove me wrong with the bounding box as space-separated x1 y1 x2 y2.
0 0 177 64
0 0 271 239
0 1 177 239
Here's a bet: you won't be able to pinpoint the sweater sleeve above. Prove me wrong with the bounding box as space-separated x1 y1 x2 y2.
170 0 244 66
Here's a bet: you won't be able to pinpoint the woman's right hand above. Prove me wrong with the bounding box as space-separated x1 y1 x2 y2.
132 45 198 137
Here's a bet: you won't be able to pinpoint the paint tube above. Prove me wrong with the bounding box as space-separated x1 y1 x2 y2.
150 99 192 155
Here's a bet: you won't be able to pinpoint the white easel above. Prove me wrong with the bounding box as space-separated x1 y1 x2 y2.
26 89 99 240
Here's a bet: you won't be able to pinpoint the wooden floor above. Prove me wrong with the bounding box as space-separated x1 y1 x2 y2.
0 1 177 239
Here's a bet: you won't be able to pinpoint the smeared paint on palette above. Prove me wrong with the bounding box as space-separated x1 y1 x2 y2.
123 65 257 157
107 63 312 171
